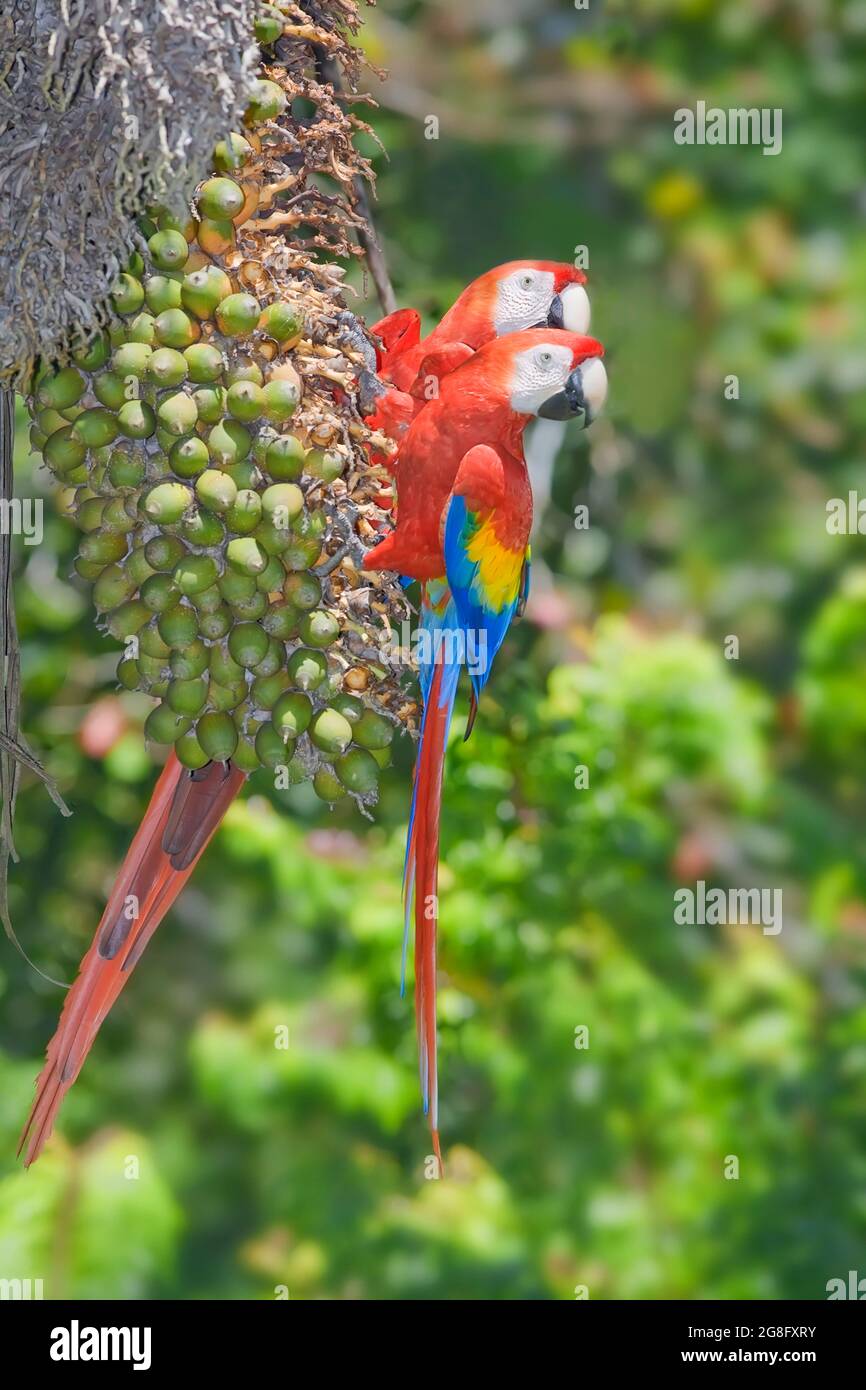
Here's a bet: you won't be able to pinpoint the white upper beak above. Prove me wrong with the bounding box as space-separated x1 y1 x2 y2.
559 282 591 334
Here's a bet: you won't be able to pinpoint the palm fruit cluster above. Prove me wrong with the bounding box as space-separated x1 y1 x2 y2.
26 2 415 808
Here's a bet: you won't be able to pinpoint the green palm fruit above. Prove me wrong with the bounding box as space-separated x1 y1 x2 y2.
196 469 237 514
264 434 305 480
226 380 264 421
198 609 232 641
145 275 183 314
192 386 227 423
139 623 171 659
262 601 299 638
112 274 145 315
93 373 129 410
174 554 219 596
310 708 353 757
313 767 347 802
255 555 285 593
170 436 210 478
330 692 365 724
171 640 209 680
154 308 199 350
229 590 267 621
298 610 340 648
182 508 224 546
145 705 192 744
226 357 264 387
255 8 284 44
228 621 269 668
175 730 210 770
185 344 224 382
143 482 191 525
149 348 188 387
106 600 150 640
226 489 262 534
335 748 379 796
213 132 252 172
286 647 327 691
117 657 141 690
306 449 345 483
226 537 267 575
219 569 256 604
208 418 251 465
79 530 128 564
251 637 284 678
157 390 198 436
148 230 189 272
182 266 233 320
73 335 110 372
352 709 394 750
44 426 86 474
261 482 303 527
255 722 294 769
216 293 260 337
158 604 199 647
198 178 245 221
261 378 298 422
145 535 186 571
250 670 290 708
112 342 153 377
117 399 157 439
128 313 157 345
191 584 224 614
141 573 179 612
37 364 85 405
167 677 208 716
76 496 107 531
208 679 247 711
93 564 137 611
245 78 287 123
283 572 321 610
196 711 238 761
29 23 414 797
259 302 303 343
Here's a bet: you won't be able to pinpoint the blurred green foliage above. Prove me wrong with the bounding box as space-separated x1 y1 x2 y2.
1 0 866 1299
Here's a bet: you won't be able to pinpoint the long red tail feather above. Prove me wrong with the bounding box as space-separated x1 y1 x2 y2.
405 659 458 1172
19 753 246 1166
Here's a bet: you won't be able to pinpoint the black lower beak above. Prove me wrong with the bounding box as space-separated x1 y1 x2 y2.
538 365 589 423
546 293 565 329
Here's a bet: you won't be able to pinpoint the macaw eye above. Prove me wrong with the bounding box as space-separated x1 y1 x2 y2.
538 350 553 366
519 273 535 290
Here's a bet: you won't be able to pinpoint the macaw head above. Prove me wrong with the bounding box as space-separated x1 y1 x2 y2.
485 328 608 428
435 260 591 348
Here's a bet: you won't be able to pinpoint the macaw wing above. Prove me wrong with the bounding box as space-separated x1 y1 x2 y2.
443 445 526 702
370 308 422 368
407 342 476 400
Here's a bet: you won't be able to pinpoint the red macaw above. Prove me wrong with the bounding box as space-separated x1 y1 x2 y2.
363 260 591 459
364 329 608 1164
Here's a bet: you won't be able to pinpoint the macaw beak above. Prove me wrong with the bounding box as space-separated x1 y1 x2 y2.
537 355 607 426
547 282 591 334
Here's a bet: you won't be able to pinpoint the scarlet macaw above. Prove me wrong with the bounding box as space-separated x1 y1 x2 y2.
363 260 591 458
364 329 608 1164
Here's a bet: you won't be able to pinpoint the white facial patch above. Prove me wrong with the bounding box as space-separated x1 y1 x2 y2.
509 342 576 414
559 282 591 333
494 268 557 336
